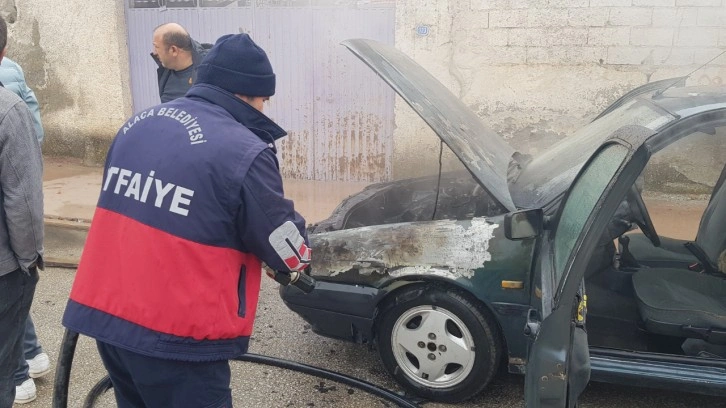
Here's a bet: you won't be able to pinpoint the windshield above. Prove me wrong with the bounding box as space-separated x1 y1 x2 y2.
511 98 675 210
553 143 629 296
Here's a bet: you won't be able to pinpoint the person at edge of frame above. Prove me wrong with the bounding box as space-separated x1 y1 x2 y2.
0 55 51 405
0 14 45 408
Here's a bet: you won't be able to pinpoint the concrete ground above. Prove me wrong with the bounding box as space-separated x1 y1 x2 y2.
20 156 725 407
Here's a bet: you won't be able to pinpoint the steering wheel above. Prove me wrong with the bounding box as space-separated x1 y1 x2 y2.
627 186 661 247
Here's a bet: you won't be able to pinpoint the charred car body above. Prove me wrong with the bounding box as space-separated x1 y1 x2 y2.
281 39 726 403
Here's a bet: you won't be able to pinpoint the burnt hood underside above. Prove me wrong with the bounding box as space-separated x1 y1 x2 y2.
342 39 518 212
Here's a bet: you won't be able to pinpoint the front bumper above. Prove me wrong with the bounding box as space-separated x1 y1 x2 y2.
279 280 381 344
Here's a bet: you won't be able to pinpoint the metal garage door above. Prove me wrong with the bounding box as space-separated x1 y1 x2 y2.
124 0 395 182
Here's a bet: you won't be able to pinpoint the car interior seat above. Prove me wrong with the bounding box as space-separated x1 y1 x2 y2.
630 164 726 344
632 268 726 344
625 163 726 271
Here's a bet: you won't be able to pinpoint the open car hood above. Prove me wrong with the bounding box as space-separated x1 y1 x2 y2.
342 39 517 212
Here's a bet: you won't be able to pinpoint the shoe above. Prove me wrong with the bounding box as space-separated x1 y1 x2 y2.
27 352 51 378
14 378 36 404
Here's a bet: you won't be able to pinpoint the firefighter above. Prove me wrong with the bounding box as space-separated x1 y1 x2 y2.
62 33 310 407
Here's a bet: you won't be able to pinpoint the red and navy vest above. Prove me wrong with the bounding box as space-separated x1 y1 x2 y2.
63 85 306 361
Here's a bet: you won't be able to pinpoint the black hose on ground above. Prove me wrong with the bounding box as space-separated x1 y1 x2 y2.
83 376 112 408
52 329 78 408
52 329 420 408
233 354 420 408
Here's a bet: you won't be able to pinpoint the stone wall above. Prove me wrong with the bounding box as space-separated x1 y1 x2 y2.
392 0 726 180
0 0 132 165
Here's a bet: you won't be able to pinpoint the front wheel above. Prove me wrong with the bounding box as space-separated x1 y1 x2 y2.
376 285 502 403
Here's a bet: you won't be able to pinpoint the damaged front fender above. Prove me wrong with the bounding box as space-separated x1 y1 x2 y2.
310 216 517 288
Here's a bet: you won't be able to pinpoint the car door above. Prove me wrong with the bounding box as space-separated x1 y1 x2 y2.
524 125 655 408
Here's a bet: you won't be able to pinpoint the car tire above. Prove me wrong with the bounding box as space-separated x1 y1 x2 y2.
376 284 502 403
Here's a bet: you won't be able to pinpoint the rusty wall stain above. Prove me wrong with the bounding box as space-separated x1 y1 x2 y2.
125 5 394 182
309 7 394 182
330 113 388 182
279 130 313 179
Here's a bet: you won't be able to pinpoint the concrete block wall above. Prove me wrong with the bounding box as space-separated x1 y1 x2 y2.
392 0 726 180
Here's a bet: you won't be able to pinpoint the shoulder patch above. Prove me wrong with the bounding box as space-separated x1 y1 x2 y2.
269 221 311 272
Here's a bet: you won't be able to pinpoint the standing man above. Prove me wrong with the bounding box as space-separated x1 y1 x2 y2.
63 33 311 407
0 15 45 408
0 57 50 404
151 22 210 103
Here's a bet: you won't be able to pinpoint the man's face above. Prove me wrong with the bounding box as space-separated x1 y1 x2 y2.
152 32 174 69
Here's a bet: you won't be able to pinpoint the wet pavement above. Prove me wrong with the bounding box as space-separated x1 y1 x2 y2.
22 156 725 407
42 156 371 225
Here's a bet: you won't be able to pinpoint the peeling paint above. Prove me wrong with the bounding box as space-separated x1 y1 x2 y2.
313 218 499 280
2 1 130 162
9 19 74 115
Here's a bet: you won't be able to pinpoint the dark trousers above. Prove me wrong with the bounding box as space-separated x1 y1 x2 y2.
0 268 38 408
96 341 233 408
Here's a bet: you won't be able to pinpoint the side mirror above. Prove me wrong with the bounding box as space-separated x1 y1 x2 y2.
505 209 544 240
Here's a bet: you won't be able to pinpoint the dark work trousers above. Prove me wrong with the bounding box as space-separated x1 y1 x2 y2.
96 341 233 408
0 268 38 408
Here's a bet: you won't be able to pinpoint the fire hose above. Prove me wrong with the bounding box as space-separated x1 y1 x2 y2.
50 268 420 408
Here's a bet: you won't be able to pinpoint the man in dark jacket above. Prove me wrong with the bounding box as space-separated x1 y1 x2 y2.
63 33 309 407
151 23 210 103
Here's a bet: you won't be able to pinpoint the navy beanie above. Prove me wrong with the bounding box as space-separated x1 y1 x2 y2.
196 34 275 97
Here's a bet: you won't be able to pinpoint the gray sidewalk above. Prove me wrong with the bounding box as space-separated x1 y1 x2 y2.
42 157 99 268
44 156 101 224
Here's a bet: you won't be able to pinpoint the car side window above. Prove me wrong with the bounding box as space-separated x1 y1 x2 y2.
553 144 629 290
639 125 726 240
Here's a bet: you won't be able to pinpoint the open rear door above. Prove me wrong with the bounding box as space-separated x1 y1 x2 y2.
525 125 655 407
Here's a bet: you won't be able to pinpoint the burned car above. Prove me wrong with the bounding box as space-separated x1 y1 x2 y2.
281 39 726 404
